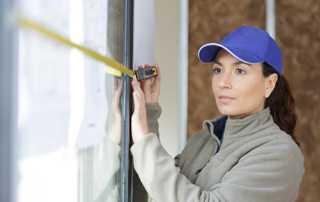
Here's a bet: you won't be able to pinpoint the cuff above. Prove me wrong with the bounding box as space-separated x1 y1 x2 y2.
130 132 158 152
146 103 162 120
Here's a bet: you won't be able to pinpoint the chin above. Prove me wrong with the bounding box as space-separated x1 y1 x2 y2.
216 105 243 117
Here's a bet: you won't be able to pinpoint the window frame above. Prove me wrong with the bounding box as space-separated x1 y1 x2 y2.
120 0 134 202
0 0 17 201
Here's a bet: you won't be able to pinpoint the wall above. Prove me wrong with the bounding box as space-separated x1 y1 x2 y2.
155 0 187 156
277 1 320 201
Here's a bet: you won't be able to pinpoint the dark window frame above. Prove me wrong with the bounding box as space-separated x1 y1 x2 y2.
120 0 134 202
0 0 17 201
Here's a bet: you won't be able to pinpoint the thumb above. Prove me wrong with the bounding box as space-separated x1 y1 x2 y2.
131 76 140 91
132 76 144 109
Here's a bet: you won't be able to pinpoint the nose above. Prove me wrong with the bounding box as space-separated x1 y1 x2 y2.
218 72 232 89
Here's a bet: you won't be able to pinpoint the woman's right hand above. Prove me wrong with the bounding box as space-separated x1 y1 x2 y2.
138 64 160 104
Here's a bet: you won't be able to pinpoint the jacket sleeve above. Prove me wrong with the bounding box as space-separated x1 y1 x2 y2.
146 103 162 136
130 133 304 202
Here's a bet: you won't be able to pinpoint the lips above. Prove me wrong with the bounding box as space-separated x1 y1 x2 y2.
218 95 235 104
218 95 235 99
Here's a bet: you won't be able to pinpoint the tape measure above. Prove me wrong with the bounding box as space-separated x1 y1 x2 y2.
16 17 158 81
135 65 158 81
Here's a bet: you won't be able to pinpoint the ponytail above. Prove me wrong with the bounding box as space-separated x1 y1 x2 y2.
263 63 299 145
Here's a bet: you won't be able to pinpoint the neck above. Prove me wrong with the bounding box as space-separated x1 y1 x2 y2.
228 105 265 119
223 107 274 138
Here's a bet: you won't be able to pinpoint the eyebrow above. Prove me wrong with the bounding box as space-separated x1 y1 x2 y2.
212 60 251 67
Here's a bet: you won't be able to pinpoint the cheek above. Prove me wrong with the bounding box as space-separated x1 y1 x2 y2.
211 78 218 96
236 79 266 104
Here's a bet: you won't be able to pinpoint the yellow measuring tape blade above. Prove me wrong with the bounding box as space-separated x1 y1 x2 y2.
16 17 135 78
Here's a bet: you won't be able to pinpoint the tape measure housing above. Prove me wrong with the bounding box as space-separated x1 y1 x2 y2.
135 66 158 81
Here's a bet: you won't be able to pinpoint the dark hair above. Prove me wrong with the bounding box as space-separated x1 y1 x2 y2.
262 63 299 145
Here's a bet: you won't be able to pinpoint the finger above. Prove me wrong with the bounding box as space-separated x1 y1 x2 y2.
133 90 141 110
154 64 161 93
155 64 161 78
115 79 123 94
133 86 146 111
131 76 141 90
132 76 145 99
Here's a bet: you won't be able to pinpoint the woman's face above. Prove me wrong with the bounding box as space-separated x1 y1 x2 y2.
211 50 276 118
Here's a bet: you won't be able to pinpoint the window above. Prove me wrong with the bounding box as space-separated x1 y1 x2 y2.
16 0 128 201
1 0 161 201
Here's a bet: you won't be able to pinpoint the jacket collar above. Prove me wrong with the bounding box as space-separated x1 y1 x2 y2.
203 107 276 143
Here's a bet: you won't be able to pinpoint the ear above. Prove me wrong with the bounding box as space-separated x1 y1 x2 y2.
264 73 278 98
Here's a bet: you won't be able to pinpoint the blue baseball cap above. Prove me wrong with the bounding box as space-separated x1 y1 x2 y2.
198 26 283 74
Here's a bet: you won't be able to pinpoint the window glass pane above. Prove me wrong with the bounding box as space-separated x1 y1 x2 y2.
16 0 123 201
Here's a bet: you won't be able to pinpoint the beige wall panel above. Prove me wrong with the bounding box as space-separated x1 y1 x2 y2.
277 1 320 202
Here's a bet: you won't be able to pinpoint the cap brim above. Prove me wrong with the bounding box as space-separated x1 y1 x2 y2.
198 43 262 64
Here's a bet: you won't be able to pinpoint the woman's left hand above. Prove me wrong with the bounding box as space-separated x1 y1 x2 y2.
139 64 160 104
131 76 150 143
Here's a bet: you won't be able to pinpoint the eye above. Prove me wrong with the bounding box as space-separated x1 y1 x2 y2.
235 67 247 75
211 66 222 75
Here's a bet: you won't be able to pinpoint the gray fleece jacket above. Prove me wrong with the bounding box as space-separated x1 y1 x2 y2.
131 104 304 202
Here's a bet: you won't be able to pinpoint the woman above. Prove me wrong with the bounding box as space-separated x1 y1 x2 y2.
130 26 304 202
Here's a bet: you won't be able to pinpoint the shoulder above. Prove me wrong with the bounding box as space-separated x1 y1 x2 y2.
271 131 304 166
267 129 303 161
221 132 304 202
240 129 304 173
